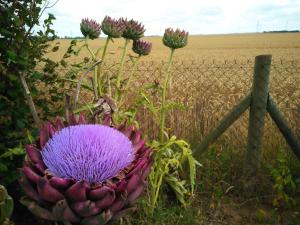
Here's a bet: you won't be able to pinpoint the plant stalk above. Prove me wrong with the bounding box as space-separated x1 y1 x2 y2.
19 73 41 128
74 60 102 109
84 37 98 99
118 56 141 105
115 38 129 100
97 37 111 96
159 48 175 141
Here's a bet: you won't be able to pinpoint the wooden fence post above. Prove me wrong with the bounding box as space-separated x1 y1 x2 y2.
267 95 300 160
246 55 272 170
193 93 251 159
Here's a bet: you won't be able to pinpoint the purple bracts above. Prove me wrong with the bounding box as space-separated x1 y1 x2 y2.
41 125 134 184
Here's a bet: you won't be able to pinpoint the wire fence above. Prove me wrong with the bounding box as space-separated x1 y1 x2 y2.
38 59 300 151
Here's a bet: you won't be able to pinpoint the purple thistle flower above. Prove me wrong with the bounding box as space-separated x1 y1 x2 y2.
42 125 134 184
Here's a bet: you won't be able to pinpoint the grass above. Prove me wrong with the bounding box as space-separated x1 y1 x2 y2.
119 145 300 225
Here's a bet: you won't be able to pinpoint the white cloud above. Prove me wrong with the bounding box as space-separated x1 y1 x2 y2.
43 0 300 37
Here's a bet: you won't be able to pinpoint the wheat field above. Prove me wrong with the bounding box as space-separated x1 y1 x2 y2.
48 33 300 62
46 33 300 152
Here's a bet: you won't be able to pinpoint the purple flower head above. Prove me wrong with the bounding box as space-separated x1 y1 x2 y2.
41 124 134 184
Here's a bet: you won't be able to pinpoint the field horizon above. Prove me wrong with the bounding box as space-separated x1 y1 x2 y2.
48 32 300 63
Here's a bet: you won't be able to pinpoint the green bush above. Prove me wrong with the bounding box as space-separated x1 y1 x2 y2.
0 0 61 185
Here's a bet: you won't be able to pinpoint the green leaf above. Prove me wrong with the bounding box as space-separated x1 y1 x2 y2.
74 103 99 114
164 101 185 112
7 51 17 62
165 174 187 206
31 71 42 79
0 146 25 159
52 46 59 52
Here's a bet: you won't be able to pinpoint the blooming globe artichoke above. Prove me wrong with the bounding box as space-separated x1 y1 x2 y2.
19 114 152 224
121 18 145 40
80 18 101 40
101 16 125 38
132 40 152 56
162 28 188 49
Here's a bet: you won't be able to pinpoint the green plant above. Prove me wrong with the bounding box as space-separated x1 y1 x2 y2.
0 185 14 225
148 136 200 212
38 18 198 216
19 114 152 224
0 145 25 185
132 28 199 213
270 153 298 210
71 17 149 112
0 0 61 185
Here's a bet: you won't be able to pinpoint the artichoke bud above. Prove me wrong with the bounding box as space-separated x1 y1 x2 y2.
163 28 188 49
80 18 101 40
101 16 125 38
132 39 152 56
122 18 145 40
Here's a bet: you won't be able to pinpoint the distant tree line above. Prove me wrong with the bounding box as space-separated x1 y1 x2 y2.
61 35 83 39
263 30 299 33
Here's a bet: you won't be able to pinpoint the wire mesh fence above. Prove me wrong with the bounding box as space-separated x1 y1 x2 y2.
37 58 300 151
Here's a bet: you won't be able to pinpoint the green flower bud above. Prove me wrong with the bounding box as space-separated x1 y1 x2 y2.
122 18 145 40
80 18 101 40
163 28 188 49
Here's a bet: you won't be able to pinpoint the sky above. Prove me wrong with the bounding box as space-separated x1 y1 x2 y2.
43 0 300 37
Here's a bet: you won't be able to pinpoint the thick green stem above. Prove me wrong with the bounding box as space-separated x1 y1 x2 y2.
115 38 130 100
118 56 141 105
150 173 164 213
97 37 111 96
91 66 98 100
84 37 98 99
159 48 175 142
86 44 95 59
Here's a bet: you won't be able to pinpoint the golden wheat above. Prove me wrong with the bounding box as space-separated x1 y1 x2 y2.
45 33 300 150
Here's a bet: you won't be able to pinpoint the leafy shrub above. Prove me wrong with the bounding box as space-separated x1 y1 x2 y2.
0 0 61 185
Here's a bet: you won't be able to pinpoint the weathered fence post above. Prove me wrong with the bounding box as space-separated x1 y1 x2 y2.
246 55 272 170
267 95 300 160
193 93 251 159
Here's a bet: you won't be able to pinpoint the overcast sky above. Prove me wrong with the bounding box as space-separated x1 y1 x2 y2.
43 0 300 37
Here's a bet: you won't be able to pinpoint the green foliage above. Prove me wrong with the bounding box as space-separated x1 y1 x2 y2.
0 185 14 225
148 136 200 212
123 198 204 225
0 0 63 185
269 152 299 210
0 145 25 185
198 145 239 201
